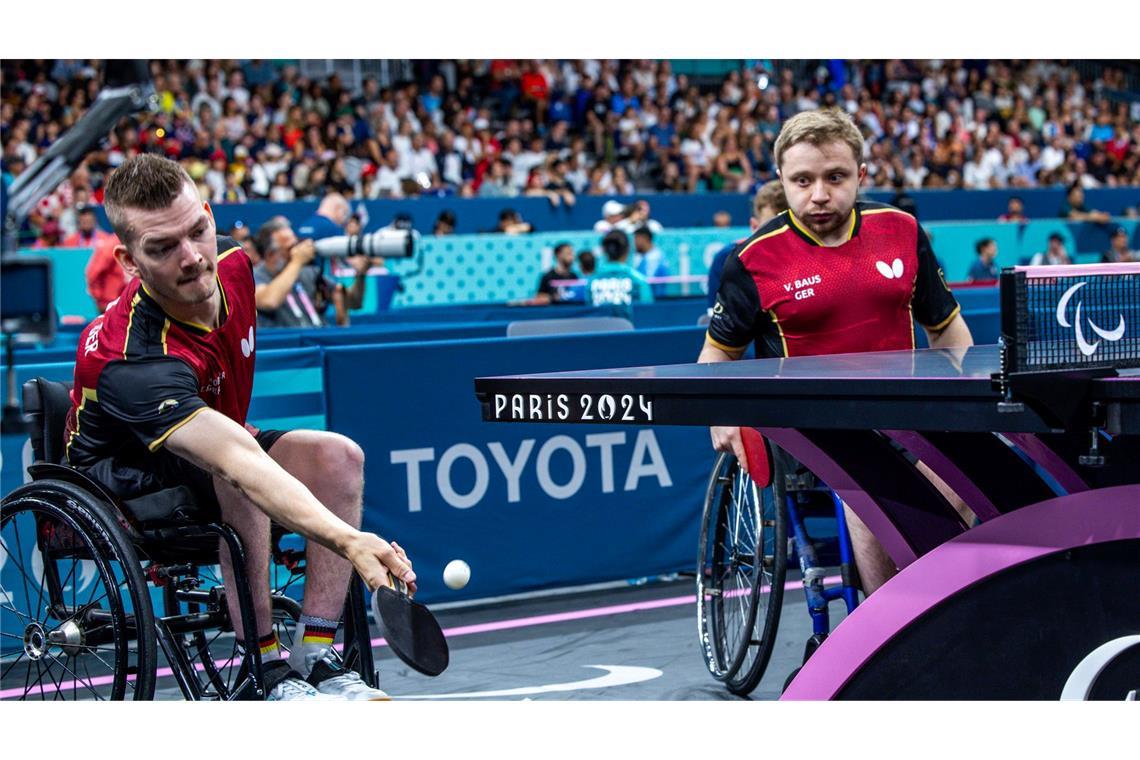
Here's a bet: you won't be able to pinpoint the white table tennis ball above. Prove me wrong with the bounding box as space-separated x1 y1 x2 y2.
443 559 471 590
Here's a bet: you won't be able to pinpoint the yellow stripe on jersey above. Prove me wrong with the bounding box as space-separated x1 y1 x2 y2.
907 302 916 350
768 309 789 356
925 303 962 333
147 406 208 452
861 207 913 218
216 245 240 261
736 225 791 259
122 293 142 358
161 319 171 355
704 332 747 356
64 387 98 463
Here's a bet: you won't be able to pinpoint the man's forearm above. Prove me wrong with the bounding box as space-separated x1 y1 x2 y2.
166 411 359 555
219 449 358 554
925 312 974 349
698 340 743 364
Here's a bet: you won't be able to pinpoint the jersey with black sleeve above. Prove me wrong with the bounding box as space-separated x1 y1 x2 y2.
64 236 259 468
706 201 959 359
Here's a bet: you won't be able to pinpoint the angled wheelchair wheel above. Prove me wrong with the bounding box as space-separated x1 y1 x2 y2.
1 481 157 700
161 573 301 701
696 452 787 695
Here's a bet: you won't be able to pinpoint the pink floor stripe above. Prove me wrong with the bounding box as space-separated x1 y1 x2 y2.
375 574 839 648
1 575 837 699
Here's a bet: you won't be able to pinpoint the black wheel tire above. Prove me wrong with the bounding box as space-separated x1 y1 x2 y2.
2 480 157 700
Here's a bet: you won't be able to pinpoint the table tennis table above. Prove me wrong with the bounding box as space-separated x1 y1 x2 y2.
475 340 1140 698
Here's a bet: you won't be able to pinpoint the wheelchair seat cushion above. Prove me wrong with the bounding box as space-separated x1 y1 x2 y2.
123 485 212 524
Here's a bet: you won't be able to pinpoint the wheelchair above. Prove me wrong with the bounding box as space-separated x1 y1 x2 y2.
696 437 861 696
1 378 377 700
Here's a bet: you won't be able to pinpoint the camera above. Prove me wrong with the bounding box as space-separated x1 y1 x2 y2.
313 228 418 259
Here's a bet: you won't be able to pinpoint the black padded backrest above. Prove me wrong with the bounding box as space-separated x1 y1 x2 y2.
23 378 73 465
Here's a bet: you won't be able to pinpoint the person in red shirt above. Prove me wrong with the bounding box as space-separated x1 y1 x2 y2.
702 108 974 595
65 154 416 701
84 230 128 312
31 219 62 248
519 60 550 125
63 205 115 248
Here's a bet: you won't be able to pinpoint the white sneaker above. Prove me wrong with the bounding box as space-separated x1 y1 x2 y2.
303 647 391 701
265 673 345 701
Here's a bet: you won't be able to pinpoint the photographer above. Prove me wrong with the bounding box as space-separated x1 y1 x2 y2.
252 218 369 328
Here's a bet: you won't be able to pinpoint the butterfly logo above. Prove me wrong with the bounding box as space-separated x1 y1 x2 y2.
875 258 905 280
241 325 255 358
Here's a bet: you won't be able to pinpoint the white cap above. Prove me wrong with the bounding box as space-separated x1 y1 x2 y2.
602 200 625 217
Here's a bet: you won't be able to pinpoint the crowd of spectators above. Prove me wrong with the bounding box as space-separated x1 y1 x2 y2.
3 59 1139 245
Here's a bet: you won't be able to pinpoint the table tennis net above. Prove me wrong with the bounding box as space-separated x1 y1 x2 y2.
999 263 1140 374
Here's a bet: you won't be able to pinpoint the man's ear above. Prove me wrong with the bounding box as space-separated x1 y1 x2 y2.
203 200 215 225
114 243 140 280
857 163 868 185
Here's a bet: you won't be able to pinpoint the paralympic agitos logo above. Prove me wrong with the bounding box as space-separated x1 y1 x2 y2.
1056 282 1126 357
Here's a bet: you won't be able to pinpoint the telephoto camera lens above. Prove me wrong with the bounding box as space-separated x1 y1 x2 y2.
313 228 417 259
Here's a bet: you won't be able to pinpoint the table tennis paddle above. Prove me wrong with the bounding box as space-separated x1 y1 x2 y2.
370 574 450 677
739 427 773 489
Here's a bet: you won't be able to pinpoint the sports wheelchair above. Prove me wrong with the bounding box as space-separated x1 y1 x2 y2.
1 378 377 700
696 436 862 696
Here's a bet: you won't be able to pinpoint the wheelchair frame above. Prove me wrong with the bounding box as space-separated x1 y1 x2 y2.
1 378 377 701
697 446 862 697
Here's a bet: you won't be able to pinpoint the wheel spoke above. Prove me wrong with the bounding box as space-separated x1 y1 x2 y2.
9 521 38 624
82 657 106 701
43 652 102 700
1 650 28 681
1 602 35 625
81 644 118 677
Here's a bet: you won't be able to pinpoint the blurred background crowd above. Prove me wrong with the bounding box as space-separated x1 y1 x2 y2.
4 59 1139 245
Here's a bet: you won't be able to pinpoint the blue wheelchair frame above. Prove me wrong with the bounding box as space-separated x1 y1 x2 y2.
782 477 861 664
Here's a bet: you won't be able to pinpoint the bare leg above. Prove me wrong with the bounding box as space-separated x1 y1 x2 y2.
213 475 273 641
264 430 365 621
844 463 975 598
916 460 978 527
844 504 896 596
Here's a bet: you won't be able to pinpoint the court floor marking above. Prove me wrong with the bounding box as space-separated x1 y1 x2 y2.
0 575 838 699
391 574 842 648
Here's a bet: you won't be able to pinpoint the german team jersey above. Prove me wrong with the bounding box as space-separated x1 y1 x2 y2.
707 201 959 358
64 235 258 467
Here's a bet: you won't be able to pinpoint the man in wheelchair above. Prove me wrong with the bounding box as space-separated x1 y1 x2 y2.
59 154 413 701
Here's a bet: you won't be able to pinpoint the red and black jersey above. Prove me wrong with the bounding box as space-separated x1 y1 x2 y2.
64 236 258 467
707 201 959 358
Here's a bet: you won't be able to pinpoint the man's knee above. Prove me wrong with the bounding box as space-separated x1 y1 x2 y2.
316 435 365 479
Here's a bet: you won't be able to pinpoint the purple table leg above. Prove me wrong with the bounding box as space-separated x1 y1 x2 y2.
781 484 1140 700
1002 432 1089 494
882 430 1002 522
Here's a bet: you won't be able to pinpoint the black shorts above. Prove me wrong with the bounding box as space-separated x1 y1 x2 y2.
81 428 287 509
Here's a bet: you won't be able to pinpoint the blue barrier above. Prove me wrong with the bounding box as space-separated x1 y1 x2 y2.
323 326 714 602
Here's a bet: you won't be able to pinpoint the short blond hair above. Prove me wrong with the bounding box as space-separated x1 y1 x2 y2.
752 180 788 218
772 108 864 170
